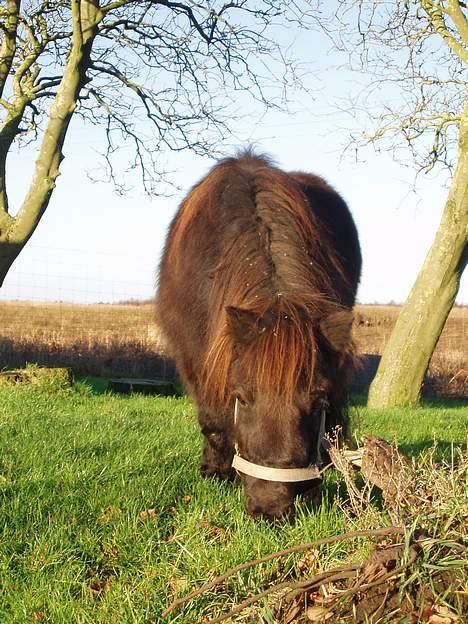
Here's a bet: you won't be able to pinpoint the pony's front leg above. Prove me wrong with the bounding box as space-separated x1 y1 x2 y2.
198 408 235 481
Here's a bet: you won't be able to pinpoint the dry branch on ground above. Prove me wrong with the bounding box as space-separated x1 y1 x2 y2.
164 438 467 623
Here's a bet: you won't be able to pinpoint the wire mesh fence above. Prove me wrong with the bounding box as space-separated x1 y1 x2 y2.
0 245 177 380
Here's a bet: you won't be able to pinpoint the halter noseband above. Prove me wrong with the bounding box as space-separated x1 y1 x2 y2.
231 398 326 483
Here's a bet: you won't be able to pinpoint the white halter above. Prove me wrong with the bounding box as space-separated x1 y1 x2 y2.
231 398 326 482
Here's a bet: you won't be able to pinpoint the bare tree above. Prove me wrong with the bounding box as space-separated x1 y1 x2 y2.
0 0 314 285
333 0 467 407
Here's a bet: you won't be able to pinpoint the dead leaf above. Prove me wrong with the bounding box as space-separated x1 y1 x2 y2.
169 576 190 595
428 604 460 623
89 578 110 595
196 519 210 529
97 506 122 524
139 508 157 521
195 520 227 541
297 550 319 576
182 495 192 504
101 543 119 560
306 605 333 622
31 613 46 622
282 601 302 624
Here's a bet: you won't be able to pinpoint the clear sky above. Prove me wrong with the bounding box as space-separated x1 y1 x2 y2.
1 19 466 306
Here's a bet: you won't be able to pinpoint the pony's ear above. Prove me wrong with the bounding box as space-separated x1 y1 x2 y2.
225 306 260 344
319 309 354 352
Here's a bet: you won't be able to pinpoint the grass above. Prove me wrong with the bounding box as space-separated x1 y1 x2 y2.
0 380 466 623
351 398 468 460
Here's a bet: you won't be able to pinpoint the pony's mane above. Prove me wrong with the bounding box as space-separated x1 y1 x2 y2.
169 151 351 406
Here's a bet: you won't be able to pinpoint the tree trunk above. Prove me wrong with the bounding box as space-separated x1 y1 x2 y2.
0 0 101 288
367 98 468 408
0 241 22 286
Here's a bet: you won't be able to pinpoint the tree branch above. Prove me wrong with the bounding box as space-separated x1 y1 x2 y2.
163 527 405 617
331 1 465 174
422 0 468 63
0 0 21 99
446 0 468 45
0 99 27 215
0 0 313 261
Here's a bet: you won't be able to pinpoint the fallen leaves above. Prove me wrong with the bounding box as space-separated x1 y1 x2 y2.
97 506 122 524
138 508 157 521
415 604 461 624
306 605 333 622
89 578 110 595
195 520 227 542
296 550 319 576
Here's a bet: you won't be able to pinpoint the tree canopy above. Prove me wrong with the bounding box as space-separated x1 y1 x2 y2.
0 0 313 284
333 0 466 175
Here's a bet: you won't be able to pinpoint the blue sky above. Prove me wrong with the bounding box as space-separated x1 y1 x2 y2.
1 16 466 306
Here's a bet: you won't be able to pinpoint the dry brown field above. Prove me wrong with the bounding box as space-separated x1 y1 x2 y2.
352 304 466 398
0 300 466 397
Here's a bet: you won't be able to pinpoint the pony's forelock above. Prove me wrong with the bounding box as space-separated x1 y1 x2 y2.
202 302 319 406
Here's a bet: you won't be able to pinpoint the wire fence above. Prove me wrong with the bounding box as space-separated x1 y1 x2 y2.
0 244 156 304
0 245 178 380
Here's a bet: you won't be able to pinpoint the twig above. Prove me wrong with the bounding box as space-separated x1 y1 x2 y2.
330 544 419 613
203 544 419 624
203 566 360 624
162 526 405 617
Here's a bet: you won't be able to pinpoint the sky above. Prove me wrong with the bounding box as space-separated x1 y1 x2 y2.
1 11 466 306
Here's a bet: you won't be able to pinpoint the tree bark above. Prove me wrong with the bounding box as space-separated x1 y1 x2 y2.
0 1 20 99
0 241 21 286
367 98 468 408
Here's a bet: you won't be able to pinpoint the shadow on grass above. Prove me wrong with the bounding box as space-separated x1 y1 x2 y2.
76 376 186 397
397 440 465 462
77 376 111 394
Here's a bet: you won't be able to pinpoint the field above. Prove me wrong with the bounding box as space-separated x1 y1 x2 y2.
0 380 466 623
0 301 466 397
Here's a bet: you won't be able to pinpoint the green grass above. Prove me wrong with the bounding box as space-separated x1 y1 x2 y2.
0 381 466 623
350 396 467 460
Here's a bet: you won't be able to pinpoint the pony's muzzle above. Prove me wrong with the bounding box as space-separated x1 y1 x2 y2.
244 479 297 521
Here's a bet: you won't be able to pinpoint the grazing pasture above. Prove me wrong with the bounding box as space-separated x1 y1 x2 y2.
0 301 466 397
0 380 466 623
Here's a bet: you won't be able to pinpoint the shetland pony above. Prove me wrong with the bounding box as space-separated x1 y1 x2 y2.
158 150 361 520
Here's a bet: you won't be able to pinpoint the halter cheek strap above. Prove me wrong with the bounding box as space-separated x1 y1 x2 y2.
232 399 325 483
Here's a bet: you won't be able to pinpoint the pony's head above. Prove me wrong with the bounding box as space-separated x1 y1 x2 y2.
205 302 354 521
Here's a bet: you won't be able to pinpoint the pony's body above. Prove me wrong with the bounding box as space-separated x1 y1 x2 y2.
158 151 361 519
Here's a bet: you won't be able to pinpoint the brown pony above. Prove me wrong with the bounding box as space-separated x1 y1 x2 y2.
158 150 361 520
